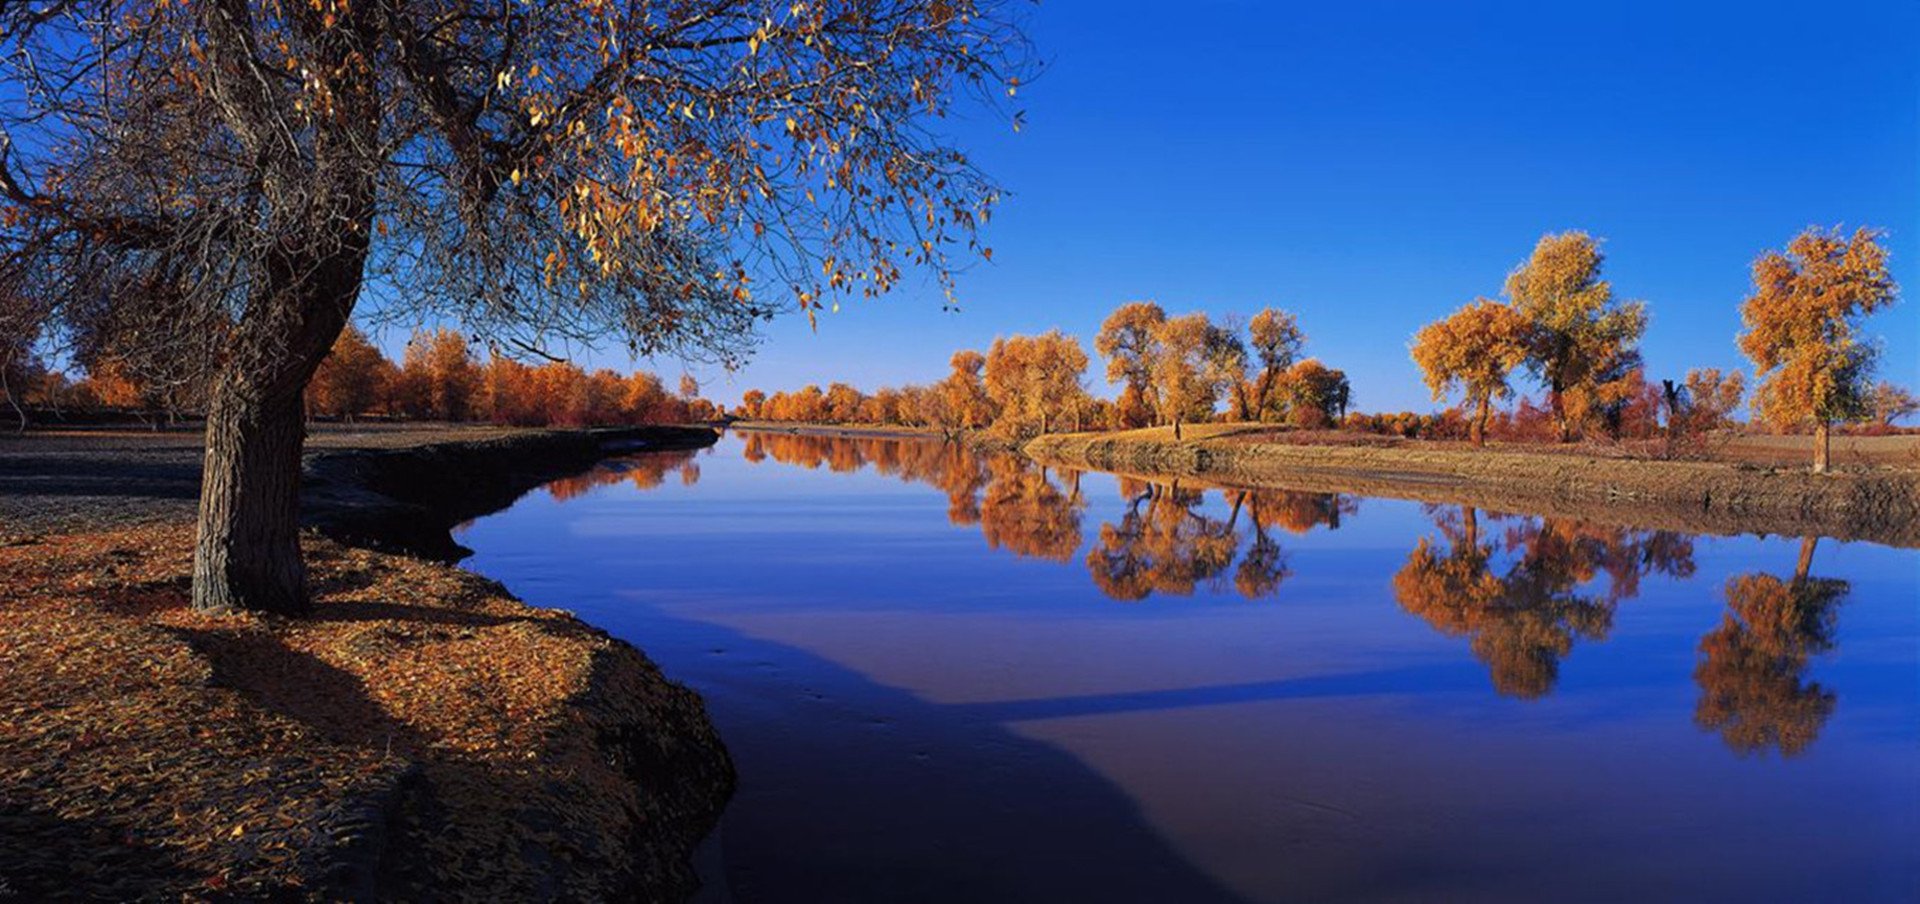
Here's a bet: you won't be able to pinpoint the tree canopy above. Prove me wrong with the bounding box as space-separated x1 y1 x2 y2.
1094 301 1166 429
983 330 1088 438
1504 232 1647 441
0 0 1033 612
1410 297 1531 445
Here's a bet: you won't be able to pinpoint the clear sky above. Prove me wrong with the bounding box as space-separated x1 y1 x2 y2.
391 0 1920 413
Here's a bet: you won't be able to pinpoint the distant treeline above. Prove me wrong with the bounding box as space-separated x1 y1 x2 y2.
738 228 1918 468
5 228 1914 468
3 326 720 428
736 310 1354 440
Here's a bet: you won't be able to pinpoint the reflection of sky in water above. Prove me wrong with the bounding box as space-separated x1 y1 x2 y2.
459 432 1920 903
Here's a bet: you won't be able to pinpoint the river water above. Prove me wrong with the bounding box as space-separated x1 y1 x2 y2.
458 430 1920 903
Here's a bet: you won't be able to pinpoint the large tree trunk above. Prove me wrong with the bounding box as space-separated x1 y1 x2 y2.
1812 421 1831 474
193 385 312 613
1470 396 1489 447
191 242 366 614
187 0 378 613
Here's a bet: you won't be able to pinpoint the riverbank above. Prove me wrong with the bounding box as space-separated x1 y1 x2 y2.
0 425 734 900
728 420 1020 452
303 424 721 560
1025 427 1920 548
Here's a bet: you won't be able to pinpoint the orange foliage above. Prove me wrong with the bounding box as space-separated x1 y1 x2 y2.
1245 307 1307 422
1095 301 1167 428
1273 358 1351 429
1680 368 1746 434
980 457 1086 562
295 327 717 427
396 329 481 421
1411 298 1531 444
1738 226 1898 471
984 331 1091 438
1867 381 1919 427
731 432 1352 601
544 449 703 501
1504 231 1648 442
308 325 393 420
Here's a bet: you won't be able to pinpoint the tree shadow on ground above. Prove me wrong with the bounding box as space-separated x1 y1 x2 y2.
0 453 202 500
0 804 198 900
178 629 433 755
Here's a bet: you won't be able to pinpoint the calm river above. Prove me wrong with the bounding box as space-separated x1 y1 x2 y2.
458 430 1919 903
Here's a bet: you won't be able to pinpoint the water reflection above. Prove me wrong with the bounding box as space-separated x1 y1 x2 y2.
1395 506 1696 698
736 431 1353 601
562 433 1859 757
1085 479 1332 601
980 456 1086 562
468 431 1919 899
545 446 703 500
1694 537 1848 757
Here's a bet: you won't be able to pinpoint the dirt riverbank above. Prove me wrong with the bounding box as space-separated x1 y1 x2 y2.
728 420 1020 452
1025 429 1920 548
0 425 734 900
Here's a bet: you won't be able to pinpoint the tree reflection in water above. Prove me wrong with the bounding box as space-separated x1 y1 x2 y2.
730 432 1353 600
1082 479 1355 601
1694 537 1847 757
1394 505 1697 698
551 434 1858 754
980 456 1086 562
739 431 991 524
543 447 704 501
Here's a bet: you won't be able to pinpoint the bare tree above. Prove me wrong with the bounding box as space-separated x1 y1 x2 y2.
0 280 52 431
1 0 1033 612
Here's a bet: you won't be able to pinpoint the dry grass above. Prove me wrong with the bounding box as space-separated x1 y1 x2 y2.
1072 424 1920 471
1026 429 1920 549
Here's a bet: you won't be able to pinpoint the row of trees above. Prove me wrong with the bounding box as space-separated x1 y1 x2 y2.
737 305 1352 439
1412 227 1906 469
733 226 1906 467
311 328 720 426
737 338 1089 438
729 225 1907 471
1094 303 1350 437
5 326 722 428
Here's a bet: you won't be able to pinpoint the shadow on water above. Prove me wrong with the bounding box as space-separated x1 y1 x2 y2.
618 600 1259 904
945 662 1462 724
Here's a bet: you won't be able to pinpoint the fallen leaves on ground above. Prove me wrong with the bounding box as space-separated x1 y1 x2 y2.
0 525 726 901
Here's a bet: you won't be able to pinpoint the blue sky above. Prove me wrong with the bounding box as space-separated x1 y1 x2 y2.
389 0 1919 413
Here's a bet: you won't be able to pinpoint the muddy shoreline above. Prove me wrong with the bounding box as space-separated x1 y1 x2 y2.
302 424 722 560
1025 432 1920 548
